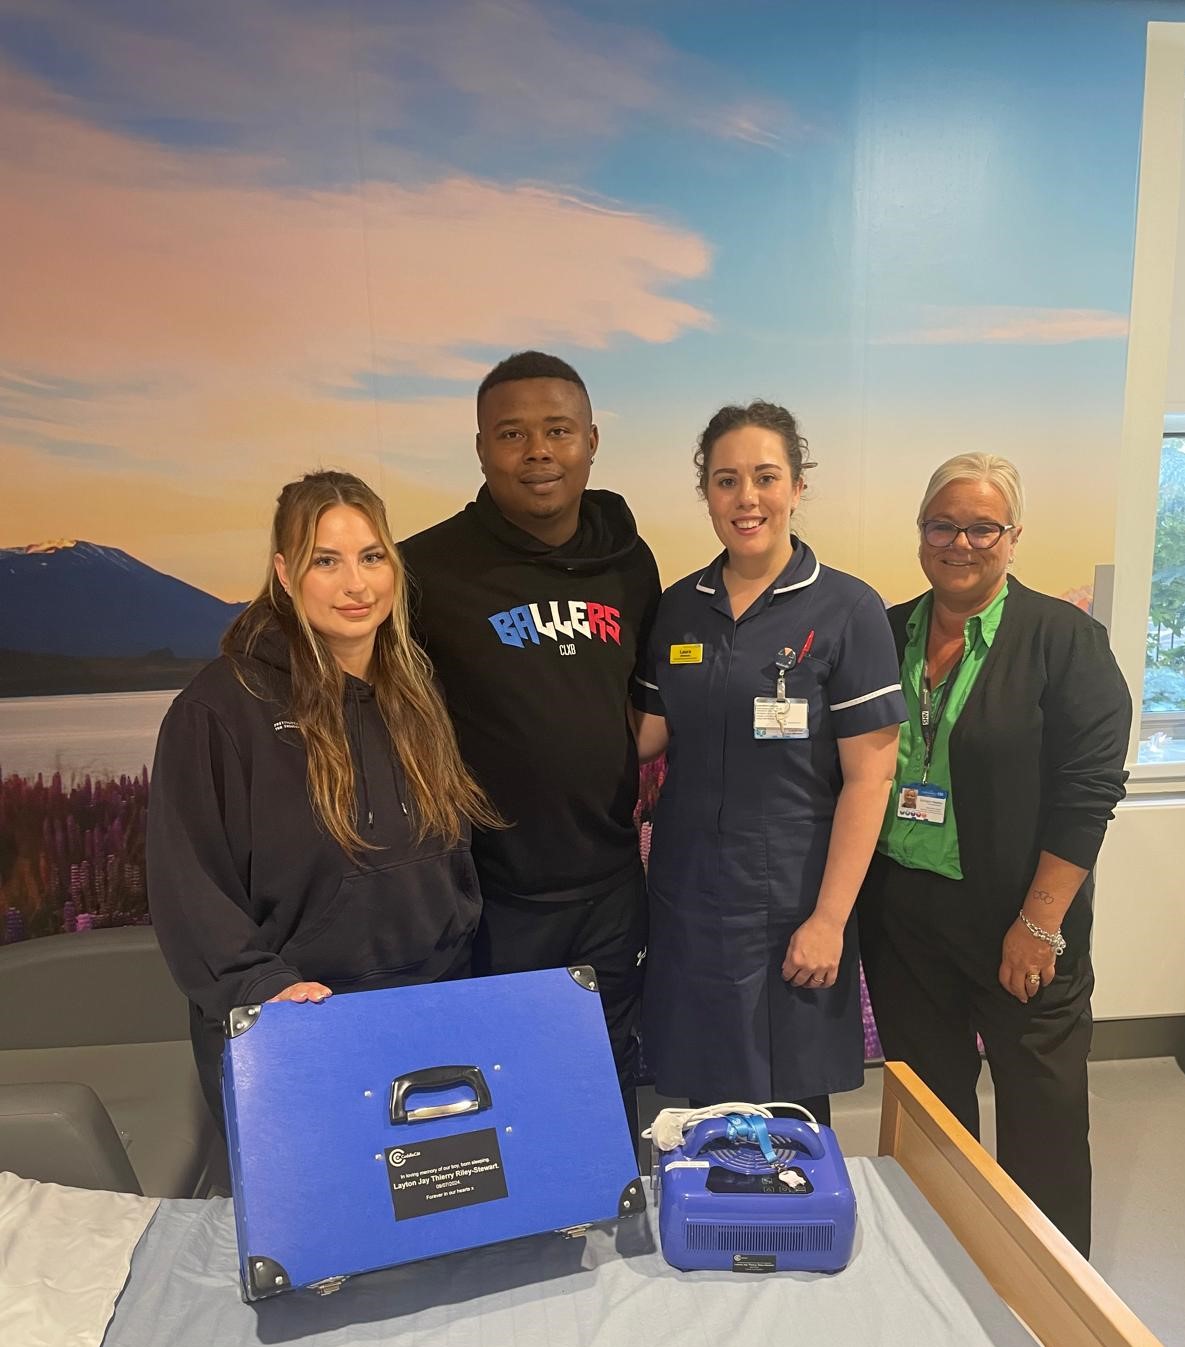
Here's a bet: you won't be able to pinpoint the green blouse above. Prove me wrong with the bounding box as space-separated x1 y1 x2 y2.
877 584 1008 879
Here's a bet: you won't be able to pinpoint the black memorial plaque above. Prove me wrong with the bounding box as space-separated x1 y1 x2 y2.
384 1127 509 1220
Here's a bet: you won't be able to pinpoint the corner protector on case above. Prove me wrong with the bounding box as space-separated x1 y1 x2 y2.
567 965 599 992
245 1254 290 1299
618 1178 647 1217
225 1004 262 1038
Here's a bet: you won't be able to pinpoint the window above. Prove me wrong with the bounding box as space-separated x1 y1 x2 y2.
1113 24 1185 784
1140 420 1185 763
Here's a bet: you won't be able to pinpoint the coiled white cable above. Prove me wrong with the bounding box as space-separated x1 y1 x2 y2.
642 1100 820 1153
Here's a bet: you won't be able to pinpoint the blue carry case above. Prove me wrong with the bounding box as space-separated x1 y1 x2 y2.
222 966 644 1300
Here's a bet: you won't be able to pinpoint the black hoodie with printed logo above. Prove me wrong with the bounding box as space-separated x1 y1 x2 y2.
400 487 661 903
146 620 481 1101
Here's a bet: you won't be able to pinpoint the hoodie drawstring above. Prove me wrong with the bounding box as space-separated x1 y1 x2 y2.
347 683 374 830
347 680 410 829
391 759 409 818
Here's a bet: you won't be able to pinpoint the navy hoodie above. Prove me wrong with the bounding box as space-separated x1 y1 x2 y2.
146 621 481 1039
401 487 660 902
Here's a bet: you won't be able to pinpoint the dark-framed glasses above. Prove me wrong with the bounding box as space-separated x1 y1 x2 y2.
921 520 1015 549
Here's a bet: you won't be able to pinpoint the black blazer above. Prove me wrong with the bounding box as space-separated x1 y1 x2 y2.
882 577 1131 957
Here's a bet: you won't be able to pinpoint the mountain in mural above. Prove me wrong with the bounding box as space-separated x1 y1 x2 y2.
0 540 246 658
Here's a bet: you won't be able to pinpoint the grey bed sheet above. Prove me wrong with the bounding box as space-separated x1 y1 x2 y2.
102 1156 1036 1347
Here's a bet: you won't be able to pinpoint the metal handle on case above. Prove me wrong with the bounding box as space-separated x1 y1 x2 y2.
389 1065 492 1124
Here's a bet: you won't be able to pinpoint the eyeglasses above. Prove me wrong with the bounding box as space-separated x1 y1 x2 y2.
921 520 1015 550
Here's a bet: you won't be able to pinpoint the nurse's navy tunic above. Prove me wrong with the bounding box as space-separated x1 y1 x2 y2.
634 541 906 1102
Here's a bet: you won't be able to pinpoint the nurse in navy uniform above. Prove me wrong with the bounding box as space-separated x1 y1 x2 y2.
633 402 905 1121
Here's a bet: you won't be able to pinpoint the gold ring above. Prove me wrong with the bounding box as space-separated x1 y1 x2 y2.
1026 972 1041 985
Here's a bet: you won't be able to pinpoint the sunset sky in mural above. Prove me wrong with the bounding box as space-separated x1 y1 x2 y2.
0 0 1165 602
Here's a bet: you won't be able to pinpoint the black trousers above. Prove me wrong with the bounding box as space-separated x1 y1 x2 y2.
859 853 1094 1256
473 861 648 1144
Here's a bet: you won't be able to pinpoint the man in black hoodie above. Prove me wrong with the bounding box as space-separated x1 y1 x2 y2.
400 352 660 1130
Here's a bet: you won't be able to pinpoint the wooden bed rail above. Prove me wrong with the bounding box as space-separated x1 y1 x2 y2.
878 1061 1164 1347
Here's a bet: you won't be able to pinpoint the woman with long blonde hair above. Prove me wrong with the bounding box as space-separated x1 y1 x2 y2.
148 471 499 1123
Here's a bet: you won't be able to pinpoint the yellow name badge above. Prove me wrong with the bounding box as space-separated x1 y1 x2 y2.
669 643 703 665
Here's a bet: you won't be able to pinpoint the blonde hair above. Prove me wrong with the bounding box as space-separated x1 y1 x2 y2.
917 453 1025 528
224 471 501 854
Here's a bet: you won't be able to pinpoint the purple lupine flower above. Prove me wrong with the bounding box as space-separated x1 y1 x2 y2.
125 863 145 903
75 911 94 932
3 768 151 942
859 966 883 1061
5 907 25 943
62 900 77 933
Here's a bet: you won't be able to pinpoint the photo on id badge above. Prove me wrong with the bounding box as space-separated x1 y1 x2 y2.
897 782 947 824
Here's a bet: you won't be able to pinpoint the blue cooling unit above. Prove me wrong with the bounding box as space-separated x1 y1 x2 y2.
656 1115 857 1273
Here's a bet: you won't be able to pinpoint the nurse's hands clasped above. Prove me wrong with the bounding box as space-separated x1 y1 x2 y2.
269 981 333 1004
782 914 843 989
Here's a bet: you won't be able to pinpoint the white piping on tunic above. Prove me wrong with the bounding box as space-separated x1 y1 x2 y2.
696 554 821 596
772 557 821 594
636 676 660 691
829 683 902 712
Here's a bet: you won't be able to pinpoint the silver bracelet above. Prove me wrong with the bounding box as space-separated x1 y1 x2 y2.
1018 910 1067 957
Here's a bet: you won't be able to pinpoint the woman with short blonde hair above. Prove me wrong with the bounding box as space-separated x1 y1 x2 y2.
915 453 1025 530
858 453 1130 1256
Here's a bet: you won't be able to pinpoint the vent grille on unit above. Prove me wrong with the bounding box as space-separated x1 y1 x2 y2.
685 1221 835 1253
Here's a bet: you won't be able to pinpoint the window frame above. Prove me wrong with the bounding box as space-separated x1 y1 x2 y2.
1111 22 1185 790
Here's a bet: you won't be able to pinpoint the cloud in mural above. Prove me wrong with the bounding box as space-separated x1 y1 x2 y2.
0 71 712 393
0 55 719 596
386 0 804 150
0 0 801 162
0 59 713 518
877 305 1129 346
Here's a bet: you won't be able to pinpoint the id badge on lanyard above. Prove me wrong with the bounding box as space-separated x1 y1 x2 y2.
754 634 813 740
896 634 958 825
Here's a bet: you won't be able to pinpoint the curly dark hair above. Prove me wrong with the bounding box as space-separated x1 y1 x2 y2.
694 400 812 497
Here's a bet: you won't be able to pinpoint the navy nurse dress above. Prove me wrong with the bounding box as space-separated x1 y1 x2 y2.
634 540 906 1102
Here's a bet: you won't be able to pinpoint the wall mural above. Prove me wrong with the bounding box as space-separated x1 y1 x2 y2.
1 0 1175 1057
